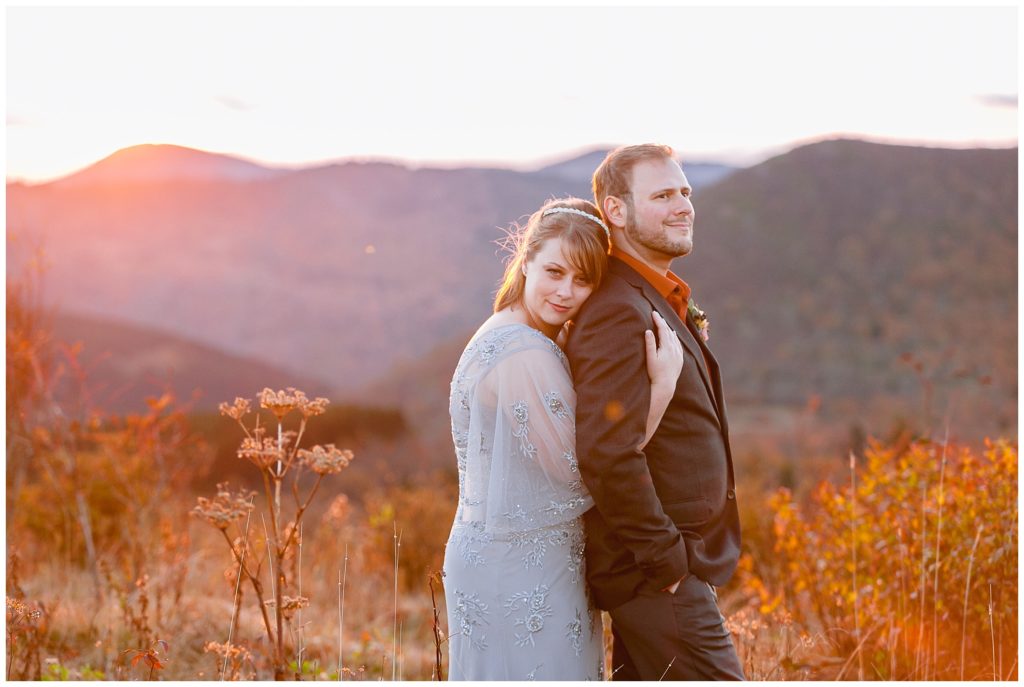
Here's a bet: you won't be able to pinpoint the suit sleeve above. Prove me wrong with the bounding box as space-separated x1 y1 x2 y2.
567 296 689 588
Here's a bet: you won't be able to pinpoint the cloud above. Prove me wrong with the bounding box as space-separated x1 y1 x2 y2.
977 94 1018 109
215 95 254 111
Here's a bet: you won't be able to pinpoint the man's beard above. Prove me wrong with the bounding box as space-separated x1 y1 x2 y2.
624 209 692 259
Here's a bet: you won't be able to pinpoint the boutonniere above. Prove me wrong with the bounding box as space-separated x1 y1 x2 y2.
687 298 710 342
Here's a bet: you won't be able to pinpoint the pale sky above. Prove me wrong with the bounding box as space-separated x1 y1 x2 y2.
6 5 1018 183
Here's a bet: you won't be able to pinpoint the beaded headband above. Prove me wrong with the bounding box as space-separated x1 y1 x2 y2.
542 207 611 242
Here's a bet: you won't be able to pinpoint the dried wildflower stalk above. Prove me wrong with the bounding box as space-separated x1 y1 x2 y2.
196 388 350 680
6 597 43 680
204 641 253 681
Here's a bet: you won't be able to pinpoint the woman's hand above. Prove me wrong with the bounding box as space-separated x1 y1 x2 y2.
645 311 684 389
640 311 684 449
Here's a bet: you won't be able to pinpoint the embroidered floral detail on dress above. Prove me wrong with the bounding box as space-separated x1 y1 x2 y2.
503 504 528 524
452 427 469 451
450 360 473 412
563 449 579 473
512 401 528 424
478 328 518 365
544 496 588 517
566 608 584 657
510 401 538 460
567 527 586 585
525 664 543 681
453 521 494 568
452 589 490 651
452 425 471 506
510 527 571 569
544 391 570 419
504 584 553 647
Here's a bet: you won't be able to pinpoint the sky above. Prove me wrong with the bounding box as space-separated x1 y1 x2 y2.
6 4 1019 183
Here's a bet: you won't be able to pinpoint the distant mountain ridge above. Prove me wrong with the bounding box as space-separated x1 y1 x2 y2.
29 144 738 193
48 144 288 187
6 139 1015 441
537 148 736 190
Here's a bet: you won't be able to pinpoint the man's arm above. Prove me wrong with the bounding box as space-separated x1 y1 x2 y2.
568 295 688 590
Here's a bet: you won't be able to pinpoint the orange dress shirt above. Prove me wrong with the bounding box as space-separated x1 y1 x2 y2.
610 248 691 321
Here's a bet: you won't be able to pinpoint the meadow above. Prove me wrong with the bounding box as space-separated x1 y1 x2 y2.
6 278 1017 681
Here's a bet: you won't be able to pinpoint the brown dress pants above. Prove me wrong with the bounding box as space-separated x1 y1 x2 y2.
608 574 745 681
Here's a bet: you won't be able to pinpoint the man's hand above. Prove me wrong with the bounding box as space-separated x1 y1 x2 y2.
661 573 689 594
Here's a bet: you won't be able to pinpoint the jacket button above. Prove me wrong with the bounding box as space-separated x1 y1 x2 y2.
726 489 735 500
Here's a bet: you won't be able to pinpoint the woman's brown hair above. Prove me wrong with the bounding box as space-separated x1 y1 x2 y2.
493 197 610 313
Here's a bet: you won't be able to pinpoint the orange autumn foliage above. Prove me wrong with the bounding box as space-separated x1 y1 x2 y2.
736 438 1017 680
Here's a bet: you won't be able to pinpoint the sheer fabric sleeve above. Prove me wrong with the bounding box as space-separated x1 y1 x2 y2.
475 339 593 534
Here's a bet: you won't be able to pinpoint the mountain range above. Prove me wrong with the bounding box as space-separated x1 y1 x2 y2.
6 140 1016 443
5 144 734 392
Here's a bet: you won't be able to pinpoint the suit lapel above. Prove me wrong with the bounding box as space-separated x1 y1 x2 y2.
678 307 723 420
610 259 720 419
686 311 726 424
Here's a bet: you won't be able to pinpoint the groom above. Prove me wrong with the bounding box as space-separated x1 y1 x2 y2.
566 144 744 680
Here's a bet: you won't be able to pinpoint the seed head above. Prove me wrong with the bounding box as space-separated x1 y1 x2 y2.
6 596 41 622
219 397 251 421
266 595 310 620
237 436 285 468
192 483 255 530
259 387 299 420
298 444 354 475
204 641 252 663
300 394 330 418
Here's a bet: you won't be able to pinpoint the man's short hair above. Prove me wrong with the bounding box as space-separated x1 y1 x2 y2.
592 144 675 223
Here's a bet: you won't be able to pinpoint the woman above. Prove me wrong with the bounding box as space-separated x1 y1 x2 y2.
443 197 684 680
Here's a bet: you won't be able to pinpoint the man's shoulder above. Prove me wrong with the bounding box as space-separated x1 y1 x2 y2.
577 265 647 318
568 276 652 352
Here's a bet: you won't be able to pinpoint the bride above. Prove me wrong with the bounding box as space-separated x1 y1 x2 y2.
443 197 683 680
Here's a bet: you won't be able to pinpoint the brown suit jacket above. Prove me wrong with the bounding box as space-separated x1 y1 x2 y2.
566 257 740 611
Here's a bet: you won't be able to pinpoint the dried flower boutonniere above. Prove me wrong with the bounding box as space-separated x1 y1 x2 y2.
687 298 710 342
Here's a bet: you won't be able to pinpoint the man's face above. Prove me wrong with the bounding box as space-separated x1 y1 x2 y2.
621 157 694 261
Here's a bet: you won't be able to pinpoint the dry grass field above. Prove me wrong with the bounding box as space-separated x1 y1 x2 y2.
6 279 1017 680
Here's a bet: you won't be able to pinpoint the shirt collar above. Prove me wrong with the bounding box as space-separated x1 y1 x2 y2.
611 247 692 305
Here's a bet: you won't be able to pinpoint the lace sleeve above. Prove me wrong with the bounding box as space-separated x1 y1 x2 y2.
477 338 593 534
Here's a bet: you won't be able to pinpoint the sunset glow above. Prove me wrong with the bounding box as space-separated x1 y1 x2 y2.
7 5 1018 183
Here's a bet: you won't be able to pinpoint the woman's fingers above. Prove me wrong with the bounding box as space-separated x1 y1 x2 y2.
651 311 684 373
652 311 670 338
652 312 678 348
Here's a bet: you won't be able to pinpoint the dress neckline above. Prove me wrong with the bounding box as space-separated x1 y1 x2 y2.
472 322 568 365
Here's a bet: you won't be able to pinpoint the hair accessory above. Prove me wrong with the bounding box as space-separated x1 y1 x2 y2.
542 207 610 242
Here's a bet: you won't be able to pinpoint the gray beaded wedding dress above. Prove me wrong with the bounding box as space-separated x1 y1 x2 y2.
443 323 603 681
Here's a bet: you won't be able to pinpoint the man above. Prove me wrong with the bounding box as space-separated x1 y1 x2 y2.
566 144 743 680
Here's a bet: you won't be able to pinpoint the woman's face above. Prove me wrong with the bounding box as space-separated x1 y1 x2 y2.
521 237 595 337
